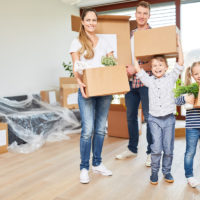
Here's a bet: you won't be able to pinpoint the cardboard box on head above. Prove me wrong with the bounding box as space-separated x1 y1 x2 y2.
71 15 131 97
134 25 178 60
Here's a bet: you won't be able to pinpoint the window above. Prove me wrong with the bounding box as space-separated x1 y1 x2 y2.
98 2 176 28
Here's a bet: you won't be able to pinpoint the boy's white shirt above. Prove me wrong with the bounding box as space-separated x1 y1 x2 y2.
136 63 184 117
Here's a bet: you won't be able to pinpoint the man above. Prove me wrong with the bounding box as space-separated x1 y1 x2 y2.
115 1 152 167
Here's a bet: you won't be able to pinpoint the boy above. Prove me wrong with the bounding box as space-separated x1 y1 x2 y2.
134 35 184 184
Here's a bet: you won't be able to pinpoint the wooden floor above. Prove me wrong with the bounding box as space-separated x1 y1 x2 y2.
1 127 200 200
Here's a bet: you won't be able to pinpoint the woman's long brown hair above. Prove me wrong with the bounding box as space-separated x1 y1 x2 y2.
78 8 98 59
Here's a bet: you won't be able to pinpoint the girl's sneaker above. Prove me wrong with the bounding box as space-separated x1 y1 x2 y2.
187 177 200 188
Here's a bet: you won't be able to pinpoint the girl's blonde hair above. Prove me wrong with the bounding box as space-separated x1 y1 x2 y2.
185 61 200 85
79 8 98 59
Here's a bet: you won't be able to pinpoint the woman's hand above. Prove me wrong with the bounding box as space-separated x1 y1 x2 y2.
77 77 87 98
184 94 195 104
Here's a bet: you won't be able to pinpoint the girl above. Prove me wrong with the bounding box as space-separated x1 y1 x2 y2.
69 8 113 184
176 61 200 188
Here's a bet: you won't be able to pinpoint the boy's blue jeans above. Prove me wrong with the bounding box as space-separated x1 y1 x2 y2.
184 128 200 178
78 90 112 170
148 114 175 175
125 83 152 154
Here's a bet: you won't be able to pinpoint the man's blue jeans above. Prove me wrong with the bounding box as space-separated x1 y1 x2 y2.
148 114 175 174
184 128 200 178
125 82 152 154
78 89 112 170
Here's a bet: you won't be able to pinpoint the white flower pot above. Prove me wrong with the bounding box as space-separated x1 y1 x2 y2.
184 103 194 110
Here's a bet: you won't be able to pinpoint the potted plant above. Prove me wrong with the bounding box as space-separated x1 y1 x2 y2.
174 79 199 109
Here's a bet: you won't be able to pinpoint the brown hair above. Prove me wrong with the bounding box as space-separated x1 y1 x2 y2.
136 1 150 11
185 61 200 85
79 8 98 59
151 55 168 68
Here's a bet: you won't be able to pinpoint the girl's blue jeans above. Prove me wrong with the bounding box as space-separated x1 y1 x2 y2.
184 128 200 178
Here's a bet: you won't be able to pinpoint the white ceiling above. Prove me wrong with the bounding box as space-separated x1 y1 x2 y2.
61 0 137 8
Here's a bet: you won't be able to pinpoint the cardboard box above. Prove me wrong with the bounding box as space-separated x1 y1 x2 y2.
40 90 60 105
59 77 79 109
134 25 178 60
108 103 142 139
0 123 8 154
83 66 130 97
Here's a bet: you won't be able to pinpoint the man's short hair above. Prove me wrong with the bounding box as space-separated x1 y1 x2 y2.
136 1 150 11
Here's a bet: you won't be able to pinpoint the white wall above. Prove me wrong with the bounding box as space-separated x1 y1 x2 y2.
0 0 79 97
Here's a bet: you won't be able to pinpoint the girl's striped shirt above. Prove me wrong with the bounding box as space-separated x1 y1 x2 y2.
175 96 200 128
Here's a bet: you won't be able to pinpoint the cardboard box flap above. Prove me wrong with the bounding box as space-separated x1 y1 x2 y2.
71 15 130 32
61 84 79 89
60 77 77 87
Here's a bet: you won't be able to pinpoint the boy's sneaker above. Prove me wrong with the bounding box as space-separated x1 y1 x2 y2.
187 177 200 188
115 149 137 160
92 163 112 176
145 154 151 167
150 172 158 185
80 168 89 184
164 173 174 183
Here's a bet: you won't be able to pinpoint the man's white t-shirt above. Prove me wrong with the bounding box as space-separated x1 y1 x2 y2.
69 36 113 68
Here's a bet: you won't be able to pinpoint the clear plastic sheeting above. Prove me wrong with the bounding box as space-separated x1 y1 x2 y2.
0 95 81 153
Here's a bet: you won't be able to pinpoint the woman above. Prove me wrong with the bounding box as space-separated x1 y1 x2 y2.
69 8 113 184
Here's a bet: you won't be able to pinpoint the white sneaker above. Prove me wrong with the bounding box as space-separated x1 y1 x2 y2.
80 168 89 184
187 177 200 188
145 154 151 167
115 149 137 160
92 163 112 176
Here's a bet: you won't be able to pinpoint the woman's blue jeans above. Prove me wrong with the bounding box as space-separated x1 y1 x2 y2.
78 90 112 170
184 128 200 178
